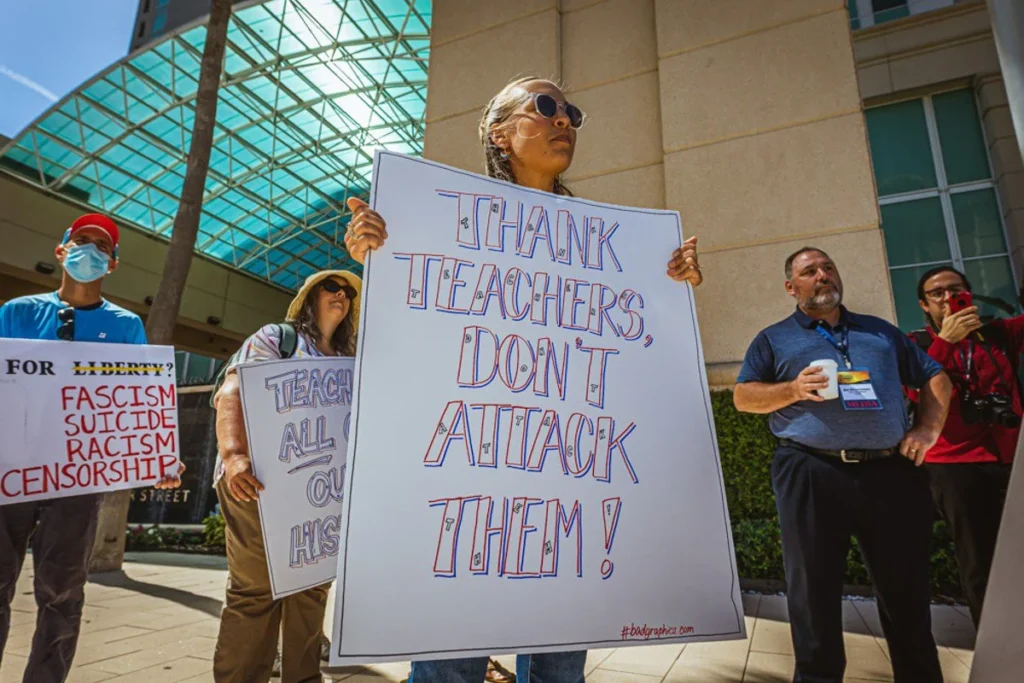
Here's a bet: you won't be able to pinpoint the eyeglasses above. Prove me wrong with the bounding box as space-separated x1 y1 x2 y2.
530 93 586 129
56 304 75 341
923 285 966 302
321 279 357 300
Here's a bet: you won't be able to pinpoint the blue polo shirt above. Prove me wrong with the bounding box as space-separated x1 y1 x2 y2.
0 292 146 344
737 306 942 450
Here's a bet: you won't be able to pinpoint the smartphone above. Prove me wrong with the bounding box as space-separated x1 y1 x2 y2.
949 291 973 314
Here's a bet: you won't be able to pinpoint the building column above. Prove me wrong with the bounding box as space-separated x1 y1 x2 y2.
987 0 1024 167
654 1 889 385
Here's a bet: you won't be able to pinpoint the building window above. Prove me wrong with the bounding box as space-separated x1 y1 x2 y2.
851 0 956 29
137 20 146 38
872 0 910 25
152 11 167 35
175 351 224 386
865 89 1017 332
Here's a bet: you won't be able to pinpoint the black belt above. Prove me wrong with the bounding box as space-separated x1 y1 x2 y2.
780 439 898 463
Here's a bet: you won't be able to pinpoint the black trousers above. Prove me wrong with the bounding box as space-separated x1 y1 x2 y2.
926 461 1012 627
772 444 941 683
0 494 101 683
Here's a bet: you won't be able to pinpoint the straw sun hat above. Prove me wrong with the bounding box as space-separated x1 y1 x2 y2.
285 270 363 335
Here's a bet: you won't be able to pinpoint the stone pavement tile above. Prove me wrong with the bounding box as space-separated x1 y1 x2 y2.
664 640 749 682
938 647 972 683
70 638 148 667
742 651 794 681
13 623 159 664
81 636 218 676
99 655 211 682
749 615 793 655
115 609 212 631
843 643 894 682
173 675 214 683
0 653 30 683
97 622 222 657
77 625 158 646
8 608 35 629
584 647 616 673
586 668 661 682
65 668 117 683
598 643 684 677
948 646 974 668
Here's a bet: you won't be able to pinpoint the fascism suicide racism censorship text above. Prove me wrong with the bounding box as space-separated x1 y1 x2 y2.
328 152 743 665
238 356 354 598
0 339 180 504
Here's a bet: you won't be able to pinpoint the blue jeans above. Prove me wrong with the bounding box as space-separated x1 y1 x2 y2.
409 651 587 683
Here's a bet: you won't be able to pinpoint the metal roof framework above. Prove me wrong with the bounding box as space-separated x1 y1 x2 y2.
0 0 431 290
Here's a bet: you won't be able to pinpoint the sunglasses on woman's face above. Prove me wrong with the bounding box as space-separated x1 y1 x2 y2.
57 305 75 341
321 278 357 300
529 93 585 129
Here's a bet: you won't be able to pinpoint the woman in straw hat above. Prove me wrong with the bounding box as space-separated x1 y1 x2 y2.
342 76 703 683
211 269 361 683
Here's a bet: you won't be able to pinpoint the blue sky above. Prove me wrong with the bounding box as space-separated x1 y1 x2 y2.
0 0 139 138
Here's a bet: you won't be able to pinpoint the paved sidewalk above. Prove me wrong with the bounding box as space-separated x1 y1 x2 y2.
1 553 976 682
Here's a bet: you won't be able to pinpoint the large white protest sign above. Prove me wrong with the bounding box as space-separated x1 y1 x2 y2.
329 152 743 665
968 429 1024 682
238 356 354 599
0 338 179 504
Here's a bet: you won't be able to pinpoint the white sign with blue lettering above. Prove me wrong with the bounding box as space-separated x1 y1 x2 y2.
238 355 354 599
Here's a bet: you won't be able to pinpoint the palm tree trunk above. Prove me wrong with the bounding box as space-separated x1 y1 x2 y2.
89 0 233 573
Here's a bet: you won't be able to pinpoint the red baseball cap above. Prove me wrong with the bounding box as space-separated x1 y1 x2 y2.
67 213 119 249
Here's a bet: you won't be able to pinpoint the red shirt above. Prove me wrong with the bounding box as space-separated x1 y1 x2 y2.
908 317 1024 464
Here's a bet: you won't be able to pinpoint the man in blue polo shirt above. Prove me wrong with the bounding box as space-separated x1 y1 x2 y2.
734 247 952 683
0 213 181 683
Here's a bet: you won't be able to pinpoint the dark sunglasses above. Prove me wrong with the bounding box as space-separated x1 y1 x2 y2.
530 93 585 129
321 279 357 300
57 304 75 341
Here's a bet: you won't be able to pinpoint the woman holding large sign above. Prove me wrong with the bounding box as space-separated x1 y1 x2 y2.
344 77 704 683
211 269 360 683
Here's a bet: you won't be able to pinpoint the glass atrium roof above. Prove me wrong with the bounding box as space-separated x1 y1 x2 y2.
0 0 430 290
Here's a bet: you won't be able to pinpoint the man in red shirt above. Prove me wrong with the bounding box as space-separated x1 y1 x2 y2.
910 266 1020 627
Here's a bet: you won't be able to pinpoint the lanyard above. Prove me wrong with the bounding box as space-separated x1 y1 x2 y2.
814 323 852 369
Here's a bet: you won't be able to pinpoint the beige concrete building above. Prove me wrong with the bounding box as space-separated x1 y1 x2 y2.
1 0 1021 390
422 0 1023 387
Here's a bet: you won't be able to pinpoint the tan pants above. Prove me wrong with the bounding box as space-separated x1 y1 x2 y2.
213 478 329 683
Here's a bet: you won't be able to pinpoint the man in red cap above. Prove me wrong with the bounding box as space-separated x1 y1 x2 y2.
0 213 182 683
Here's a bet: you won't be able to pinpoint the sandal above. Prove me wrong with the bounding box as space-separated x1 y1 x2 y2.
486 658 516 683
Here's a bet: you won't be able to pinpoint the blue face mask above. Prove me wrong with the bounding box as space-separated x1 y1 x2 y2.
62 242 111 283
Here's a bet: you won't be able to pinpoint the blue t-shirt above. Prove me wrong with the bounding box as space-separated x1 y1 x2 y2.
0 292 147 344
737 306 942 450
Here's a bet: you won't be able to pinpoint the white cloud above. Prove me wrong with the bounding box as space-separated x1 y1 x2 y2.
0 65 58 102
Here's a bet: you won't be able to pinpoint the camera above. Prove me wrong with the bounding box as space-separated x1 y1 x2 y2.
961 393 1022 428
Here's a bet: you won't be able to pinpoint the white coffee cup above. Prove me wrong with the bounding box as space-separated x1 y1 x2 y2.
809 359 839 400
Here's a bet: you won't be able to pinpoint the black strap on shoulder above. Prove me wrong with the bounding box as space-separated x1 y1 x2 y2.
910 329 932 352
278 322 298 359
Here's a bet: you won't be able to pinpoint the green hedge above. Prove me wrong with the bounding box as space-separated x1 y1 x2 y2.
712 390 962 597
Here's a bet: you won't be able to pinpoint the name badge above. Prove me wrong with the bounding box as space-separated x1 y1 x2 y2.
837 368 882 411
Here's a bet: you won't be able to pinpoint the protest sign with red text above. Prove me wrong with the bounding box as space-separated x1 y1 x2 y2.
0 338 180 504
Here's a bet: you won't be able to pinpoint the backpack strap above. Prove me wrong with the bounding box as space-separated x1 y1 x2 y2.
278 322 298 359
910 329 933 352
